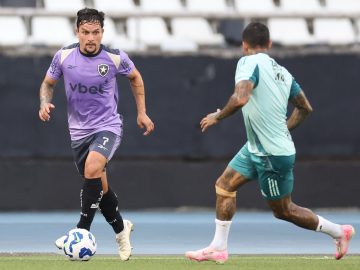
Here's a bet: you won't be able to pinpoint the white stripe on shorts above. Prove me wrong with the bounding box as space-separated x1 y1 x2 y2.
108 135 121 161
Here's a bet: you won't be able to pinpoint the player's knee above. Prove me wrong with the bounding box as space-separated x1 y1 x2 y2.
272 207 292 221
215 173 238 194
215 183 237 198
84 162 103 178
216 174 233 190
272 209 285 220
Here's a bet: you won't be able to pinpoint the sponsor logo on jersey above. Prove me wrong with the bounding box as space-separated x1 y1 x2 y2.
98 64 109 77
69 82 104 94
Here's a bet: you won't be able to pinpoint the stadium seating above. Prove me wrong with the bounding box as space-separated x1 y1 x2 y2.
29 17 76 47
356 19 360 42
279 0 323 13
186 0 229 12
43 0 85 12
325 0 360 12
127 17 169 48
111 35 144 52
0 16 27 46
126 17 198 52
0 0 36 7
160 37 198 53
0 0 358 51
268 18 314 46
171 18 225 47
234 0 277 14
218 19 244 46
93 0 138 13
140 0 184 12
313 18 356 45
104 17 145 52
101 17 118 46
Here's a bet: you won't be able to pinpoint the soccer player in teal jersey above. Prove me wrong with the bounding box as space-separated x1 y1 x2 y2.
185 22 355 264
39 8 154 260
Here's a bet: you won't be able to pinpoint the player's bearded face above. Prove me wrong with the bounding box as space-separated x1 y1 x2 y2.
77 22 104 55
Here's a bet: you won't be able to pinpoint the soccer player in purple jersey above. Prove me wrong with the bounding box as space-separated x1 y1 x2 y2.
38 8 154 261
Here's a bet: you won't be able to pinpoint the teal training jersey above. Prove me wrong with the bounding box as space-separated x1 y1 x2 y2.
235 53 301 156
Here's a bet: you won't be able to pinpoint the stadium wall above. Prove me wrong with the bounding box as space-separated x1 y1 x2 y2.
0 53 359 210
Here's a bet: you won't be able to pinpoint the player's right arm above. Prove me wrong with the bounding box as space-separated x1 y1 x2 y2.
39 75 57 122
200 56 257 132
287 90 313 131
200 80 254 132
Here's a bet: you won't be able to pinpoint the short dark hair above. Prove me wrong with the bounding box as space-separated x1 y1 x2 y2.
242 22 270 48
76 8 104 29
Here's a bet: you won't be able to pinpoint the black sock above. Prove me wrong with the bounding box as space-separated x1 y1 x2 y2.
99 187 124 234
77 178 103 231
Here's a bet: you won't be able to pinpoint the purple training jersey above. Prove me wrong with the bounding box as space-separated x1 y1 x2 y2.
47 43 135 141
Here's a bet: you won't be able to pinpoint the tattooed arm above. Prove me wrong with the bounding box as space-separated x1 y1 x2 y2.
200 80 254 132
127 68 154 136
287 90 313 131
39 75 57 122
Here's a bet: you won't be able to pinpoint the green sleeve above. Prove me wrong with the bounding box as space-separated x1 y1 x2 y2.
289 78 301 99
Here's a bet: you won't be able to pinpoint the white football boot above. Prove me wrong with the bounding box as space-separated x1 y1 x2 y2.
115 220 134 261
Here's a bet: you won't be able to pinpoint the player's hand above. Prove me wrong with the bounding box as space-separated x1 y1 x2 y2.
200 109 221 132
137 113 154 136
39 103 55 122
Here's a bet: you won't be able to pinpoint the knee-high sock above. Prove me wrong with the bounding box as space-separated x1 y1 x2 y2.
99 187 124 234
77 178 103 231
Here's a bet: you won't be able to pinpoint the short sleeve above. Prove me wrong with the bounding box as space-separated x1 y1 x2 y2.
46 50 63 80
117 51 135 76
235 56 259 87
289 78 301 99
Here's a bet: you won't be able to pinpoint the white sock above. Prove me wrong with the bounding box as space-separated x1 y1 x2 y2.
316 215 342 238
209 219 232 250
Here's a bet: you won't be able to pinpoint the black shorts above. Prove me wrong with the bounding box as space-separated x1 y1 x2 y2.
71 130 121 177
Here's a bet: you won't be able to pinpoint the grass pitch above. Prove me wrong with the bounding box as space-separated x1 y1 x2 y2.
0 254 359 270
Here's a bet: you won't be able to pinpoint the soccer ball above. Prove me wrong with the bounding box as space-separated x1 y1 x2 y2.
63 228 97 261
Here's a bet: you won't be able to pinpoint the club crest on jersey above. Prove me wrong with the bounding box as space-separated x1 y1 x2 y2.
98 64 109 77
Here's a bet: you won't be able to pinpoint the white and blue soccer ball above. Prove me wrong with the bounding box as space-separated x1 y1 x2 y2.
63 228 97 261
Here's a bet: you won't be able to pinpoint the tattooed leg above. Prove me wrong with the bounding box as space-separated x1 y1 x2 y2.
215 167 249 221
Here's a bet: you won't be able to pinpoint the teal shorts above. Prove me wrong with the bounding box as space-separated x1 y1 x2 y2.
228 144 295 200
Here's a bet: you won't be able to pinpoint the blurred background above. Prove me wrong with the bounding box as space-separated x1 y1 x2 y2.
0 0 359 212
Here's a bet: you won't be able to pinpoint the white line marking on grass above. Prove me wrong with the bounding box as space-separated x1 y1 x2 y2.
300 256 331 260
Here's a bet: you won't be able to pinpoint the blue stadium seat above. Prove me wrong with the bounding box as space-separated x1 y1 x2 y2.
0 0 36 7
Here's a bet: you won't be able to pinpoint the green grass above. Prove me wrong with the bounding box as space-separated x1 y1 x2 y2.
0 254 359 270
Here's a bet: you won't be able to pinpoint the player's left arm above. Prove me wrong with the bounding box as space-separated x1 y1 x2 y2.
287 90 313 131
200 80 254 132
127 68 154 136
